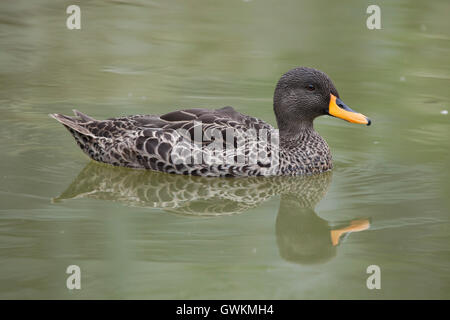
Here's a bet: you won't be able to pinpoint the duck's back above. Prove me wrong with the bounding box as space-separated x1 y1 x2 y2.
51 107 280 177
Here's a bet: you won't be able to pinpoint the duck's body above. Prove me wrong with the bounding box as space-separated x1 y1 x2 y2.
51 67 370 177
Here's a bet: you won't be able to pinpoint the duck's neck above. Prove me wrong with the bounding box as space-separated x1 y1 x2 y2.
276 110 316 137
274 100 316 135
279 121 316 142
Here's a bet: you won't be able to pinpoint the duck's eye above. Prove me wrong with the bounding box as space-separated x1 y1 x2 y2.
307 84 315 91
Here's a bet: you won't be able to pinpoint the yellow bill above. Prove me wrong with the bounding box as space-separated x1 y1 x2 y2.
328 94 371 125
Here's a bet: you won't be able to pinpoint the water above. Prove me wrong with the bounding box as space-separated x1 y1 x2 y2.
1 0 449 299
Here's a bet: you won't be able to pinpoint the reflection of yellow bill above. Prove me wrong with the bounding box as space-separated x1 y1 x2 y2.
329 94 371 125
330 219 371 246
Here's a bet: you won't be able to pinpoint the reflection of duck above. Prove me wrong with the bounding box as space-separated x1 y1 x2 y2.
276 194 370 264
50 67 370 177
56 162 370 264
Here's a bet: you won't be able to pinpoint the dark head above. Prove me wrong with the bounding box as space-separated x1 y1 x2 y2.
273 67 371 132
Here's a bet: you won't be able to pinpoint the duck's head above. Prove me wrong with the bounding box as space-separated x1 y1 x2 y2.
273 67 371 132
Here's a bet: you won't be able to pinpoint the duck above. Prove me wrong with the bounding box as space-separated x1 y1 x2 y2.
50 67 371 177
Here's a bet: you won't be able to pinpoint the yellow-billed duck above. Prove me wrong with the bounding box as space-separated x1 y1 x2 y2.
50 67 371 177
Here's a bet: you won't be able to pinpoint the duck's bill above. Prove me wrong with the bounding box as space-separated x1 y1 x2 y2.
328 94 371 126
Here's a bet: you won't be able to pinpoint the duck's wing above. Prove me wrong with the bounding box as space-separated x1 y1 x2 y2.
130 106 273 131
51 107 277 176
62 106 273 138
128 107 278 175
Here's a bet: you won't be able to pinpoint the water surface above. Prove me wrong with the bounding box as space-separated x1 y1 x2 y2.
0 0 449 299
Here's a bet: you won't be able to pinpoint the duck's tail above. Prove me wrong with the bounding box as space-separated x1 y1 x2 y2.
49 110 96 137
49 110 104 162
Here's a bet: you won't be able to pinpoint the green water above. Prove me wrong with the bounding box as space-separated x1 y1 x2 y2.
1 0 449 299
